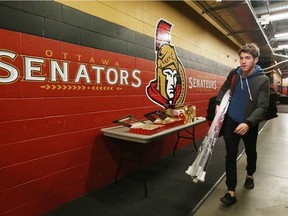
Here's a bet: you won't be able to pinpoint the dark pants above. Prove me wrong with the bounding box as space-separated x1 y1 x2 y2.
223 116 259 192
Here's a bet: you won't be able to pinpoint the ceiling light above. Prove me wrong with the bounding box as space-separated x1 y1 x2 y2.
274 32 288 41
275 32 288 38
278 44 288 49
275 33 288 38
261 11 288 22
269 12 288 21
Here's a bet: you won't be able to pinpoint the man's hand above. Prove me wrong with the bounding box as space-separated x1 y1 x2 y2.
215 105 220 114
234 123 249 135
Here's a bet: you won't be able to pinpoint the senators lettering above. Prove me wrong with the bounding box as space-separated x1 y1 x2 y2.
188 77 217 89
0 50 141 87
0 50 19 83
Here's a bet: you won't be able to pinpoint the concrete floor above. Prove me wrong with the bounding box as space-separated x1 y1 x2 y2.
46 107 288 216
194 113 288 216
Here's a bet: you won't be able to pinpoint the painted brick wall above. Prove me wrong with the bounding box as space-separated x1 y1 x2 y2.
0 1 233 216
0 28 225 216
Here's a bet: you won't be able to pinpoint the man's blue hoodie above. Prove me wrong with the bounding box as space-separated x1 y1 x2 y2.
228 65 264 123
216 65 270 128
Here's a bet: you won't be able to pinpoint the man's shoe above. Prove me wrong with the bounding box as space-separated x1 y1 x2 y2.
244 176 254 189
220 193 237 205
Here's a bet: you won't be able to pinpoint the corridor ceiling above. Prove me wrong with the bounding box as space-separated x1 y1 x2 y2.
185 0 288 79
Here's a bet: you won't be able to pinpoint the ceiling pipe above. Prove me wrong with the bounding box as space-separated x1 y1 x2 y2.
245 0 274 53
254 1 288 16
183 0 243 47
246 0 288 76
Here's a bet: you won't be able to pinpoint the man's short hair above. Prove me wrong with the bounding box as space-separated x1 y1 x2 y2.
238 43 260 58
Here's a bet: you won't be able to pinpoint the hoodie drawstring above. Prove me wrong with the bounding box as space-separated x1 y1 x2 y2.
245 78 253 101
240 75 243 90
240 75 253 101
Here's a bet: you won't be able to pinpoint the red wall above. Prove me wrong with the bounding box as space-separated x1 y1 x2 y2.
0 29 225 216
281 86 288 95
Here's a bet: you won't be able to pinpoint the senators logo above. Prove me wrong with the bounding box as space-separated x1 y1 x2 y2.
146 19 186 109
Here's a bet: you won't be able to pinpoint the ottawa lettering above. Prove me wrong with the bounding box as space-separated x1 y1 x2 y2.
0 50 141 88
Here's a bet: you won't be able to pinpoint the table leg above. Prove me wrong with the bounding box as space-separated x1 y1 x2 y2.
114 143 124 183
173 126 198 157
114 142 148 197
187 126 197 151
173 133 180 157
137 144 148 198
193 125 197 150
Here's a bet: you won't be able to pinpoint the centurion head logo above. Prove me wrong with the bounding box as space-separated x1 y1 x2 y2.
146 19 186 109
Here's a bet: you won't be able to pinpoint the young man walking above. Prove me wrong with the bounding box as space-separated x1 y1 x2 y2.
216 43 270 205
